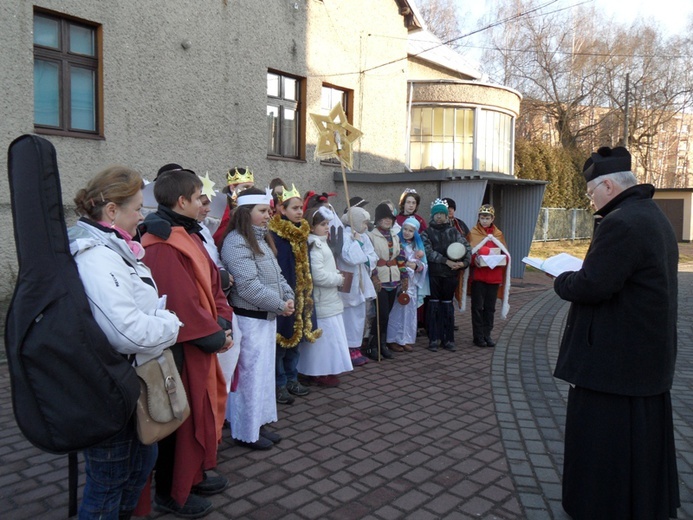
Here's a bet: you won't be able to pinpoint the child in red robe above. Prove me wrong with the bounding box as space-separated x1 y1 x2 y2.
138 169 234 519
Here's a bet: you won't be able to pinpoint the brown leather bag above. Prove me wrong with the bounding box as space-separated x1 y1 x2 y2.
135 349 190 445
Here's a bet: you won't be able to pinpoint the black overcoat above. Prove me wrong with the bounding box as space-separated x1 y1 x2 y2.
553 184 678 396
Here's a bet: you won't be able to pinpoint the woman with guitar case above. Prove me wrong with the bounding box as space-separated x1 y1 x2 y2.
5 135 179 518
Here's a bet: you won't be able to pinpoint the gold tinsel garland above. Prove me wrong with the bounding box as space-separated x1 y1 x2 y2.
269 215 322 347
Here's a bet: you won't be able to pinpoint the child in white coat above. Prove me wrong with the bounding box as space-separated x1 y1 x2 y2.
297 207 353 386
337 207 378 366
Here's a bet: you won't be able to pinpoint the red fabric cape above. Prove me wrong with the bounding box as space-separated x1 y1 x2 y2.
466 223 508 294
138 228 232 509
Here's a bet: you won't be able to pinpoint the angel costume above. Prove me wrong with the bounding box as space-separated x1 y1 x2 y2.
386 218 428 347
297 230 353 376
337 208 378 364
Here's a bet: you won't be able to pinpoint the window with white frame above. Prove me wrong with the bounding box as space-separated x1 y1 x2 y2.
409 106 513 174
267 71 303 159
33 10 100 136
409 106 474 170
477 109 513 174
321 84 350 115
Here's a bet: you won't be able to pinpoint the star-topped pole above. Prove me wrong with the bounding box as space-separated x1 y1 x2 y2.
311 103 381 359
310 102 363 170
310 101 364 225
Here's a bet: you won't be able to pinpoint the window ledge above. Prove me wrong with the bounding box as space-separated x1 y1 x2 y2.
319 159 343 167
266 155 306 164
35 127 104 140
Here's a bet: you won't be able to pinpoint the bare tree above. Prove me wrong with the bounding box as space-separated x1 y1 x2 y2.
482 2 608 149
481 0 693 187
418 0 693 187
592 21 693 186
416 0 461 44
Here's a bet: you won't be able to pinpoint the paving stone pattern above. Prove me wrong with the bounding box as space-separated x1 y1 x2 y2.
0 263 691 519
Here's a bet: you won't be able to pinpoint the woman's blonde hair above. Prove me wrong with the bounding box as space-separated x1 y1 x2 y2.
74 166 144 221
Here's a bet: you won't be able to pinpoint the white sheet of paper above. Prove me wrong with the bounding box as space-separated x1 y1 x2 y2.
522 253 583 277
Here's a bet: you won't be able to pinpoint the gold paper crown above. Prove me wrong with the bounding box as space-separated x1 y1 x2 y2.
278 183 301 204
226 166 254 186
478 204 495 217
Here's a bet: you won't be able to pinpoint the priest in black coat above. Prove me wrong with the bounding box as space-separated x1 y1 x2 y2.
553 146 680 520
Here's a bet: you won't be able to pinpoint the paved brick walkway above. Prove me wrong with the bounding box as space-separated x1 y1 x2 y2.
493 264 693 520
0 262 691 519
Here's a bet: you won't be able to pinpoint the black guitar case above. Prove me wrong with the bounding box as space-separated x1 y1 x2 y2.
4 134 140 455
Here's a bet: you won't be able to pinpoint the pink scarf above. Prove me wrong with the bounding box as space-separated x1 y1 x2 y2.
99 221 145 260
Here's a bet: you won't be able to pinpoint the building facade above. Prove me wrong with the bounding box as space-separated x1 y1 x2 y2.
0 0 527 294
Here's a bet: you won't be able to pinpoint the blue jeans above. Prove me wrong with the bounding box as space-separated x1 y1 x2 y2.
79 422 157 519
276 346 300 387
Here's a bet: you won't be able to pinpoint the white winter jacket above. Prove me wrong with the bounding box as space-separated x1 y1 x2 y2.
68 220 181 365
308 234 344 319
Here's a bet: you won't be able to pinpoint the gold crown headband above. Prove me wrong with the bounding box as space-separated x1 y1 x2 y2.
278 183 301 204
478 204 495 217
227 166 254 185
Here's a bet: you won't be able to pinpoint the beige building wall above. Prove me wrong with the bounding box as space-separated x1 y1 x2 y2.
407 56 474 81
0 0 520 297
304 1 410 173
409 81 521 117
0 0 418 295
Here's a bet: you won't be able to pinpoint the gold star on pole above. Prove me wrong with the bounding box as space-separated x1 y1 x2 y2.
199 171 216 199
310 102 363 170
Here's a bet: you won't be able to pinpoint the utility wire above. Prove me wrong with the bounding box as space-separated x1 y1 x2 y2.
465 44 690 60
362 0 561 74
312 0 560 78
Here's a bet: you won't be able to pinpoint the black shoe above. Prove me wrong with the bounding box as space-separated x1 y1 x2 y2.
364 347 379 360
276 386 295 405
154 493 212 519
473 339 487 347
427 340 440 352
297 373 313 385
191 472 228 496
235 436 273 450
443 341 456 352
286 380 310 396
260 426 282 444
380 344 394 359
484 337 496 347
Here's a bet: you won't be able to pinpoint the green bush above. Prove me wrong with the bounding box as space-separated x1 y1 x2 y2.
515 138 588 209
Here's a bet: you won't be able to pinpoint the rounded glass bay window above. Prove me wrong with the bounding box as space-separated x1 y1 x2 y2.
409 105 513 174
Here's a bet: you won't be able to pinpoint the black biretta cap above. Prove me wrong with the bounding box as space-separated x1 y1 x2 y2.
582 146 631 182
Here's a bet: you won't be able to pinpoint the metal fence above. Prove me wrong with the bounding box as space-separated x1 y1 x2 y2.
533 208 593 241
